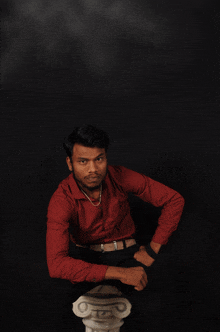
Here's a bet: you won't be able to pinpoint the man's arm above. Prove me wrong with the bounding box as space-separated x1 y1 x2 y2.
116 166 184 266
104 266 148 291
46 221 109 284
46 192 109 284
133 188 184 267
115 166 185 246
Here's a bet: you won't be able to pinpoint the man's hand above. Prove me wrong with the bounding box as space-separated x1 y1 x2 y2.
105 266 148 291
119 266 148 291
133 246 155 267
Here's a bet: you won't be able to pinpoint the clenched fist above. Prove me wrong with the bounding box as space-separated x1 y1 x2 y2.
119 266 148 291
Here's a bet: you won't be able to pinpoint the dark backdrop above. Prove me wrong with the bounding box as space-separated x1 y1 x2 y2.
1 1 220 331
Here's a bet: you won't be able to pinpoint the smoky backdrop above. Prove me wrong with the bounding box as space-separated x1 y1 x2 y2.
1 1 220 331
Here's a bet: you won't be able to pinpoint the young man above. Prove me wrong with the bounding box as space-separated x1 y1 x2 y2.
46 124 185 329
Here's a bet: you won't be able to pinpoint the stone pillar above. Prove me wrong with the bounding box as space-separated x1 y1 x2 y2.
72 285 132 332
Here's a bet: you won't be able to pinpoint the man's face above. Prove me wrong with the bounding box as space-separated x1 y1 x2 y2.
66 143 108 191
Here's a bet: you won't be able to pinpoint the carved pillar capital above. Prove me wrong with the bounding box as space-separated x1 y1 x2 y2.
73 285 131 332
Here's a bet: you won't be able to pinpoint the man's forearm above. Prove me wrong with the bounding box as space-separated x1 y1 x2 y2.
105 266 148 291
104 266 125 280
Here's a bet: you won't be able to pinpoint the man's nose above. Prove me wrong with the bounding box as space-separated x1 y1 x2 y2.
88 161 98 173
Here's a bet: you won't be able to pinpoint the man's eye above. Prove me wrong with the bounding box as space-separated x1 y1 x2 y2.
97 157 103 161
79 160 86 164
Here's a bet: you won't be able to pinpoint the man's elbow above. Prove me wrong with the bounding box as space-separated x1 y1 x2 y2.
48 268 58 279
178 193 185 205
177 193 185 210
47 260 62 279
180 194 185 206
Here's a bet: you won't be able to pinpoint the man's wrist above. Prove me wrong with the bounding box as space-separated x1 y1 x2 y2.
145 243 158 260
104 266 125 281
150 241 161 254
144 241 162 260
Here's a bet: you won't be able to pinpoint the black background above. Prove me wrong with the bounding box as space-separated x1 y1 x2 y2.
1 0 220 331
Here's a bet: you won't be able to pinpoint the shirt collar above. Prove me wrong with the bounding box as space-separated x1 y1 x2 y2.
68 173 86 199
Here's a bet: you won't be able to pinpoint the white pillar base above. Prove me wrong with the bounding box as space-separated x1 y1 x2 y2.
72 285 132 332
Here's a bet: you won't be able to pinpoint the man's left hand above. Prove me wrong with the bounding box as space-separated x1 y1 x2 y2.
133 246 155 267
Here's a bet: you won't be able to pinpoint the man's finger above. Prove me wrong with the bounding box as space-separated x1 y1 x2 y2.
135 284 143 291
140 271 148 289
140 278 147 289
144 273 148 284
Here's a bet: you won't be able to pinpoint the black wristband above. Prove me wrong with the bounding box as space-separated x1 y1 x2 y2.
145 243 158 260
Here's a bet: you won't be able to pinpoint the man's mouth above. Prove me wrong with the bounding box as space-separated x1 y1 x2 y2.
86 176 100 181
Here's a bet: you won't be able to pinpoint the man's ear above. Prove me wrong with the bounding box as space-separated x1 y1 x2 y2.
66 157 73 171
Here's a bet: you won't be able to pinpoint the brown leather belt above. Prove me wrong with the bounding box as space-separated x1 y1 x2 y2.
75 239 136 252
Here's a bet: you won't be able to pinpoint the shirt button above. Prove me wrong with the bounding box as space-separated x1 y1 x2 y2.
92 278 96 282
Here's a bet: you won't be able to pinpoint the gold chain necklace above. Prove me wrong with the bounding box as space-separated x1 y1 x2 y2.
81 184 102 207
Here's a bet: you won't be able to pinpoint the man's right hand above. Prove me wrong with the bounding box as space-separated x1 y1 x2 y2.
105 266 148 291
120 266 148 291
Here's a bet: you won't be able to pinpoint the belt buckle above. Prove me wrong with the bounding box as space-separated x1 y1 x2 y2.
113 241 117 251
101 244 105 253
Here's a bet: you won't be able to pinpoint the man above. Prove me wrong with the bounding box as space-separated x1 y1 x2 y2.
46 124 185 330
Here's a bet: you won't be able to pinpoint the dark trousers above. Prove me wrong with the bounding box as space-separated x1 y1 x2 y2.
68 243 162 331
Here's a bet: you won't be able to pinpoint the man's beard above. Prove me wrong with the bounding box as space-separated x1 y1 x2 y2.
72 168 107 192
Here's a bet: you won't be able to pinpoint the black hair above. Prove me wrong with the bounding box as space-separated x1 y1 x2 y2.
63 125 110 158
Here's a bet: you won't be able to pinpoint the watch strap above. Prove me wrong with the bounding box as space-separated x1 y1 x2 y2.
145 243 158 260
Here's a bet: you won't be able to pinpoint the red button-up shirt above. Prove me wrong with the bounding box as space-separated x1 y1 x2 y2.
46 165 185 284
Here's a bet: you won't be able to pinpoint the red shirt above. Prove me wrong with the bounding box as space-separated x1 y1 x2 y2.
46 165 185 284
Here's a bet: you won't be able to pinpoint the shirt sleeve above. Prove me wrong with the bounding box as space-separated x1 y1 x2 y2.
46 187 108 284
113 166 185 245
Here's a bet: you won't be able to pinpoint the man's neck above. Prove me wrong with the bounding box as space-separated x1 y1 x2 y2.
78 183 101 200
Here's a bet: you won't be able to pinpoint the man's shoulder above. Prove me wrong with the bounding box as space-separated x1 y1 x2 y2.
57 173 73 189
108 165 139 176
107 165 137 183
52 173 78 199
107 165 127 178
107 165 147 185
47 174 78 216
108 164 127 173
107 165 146 193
